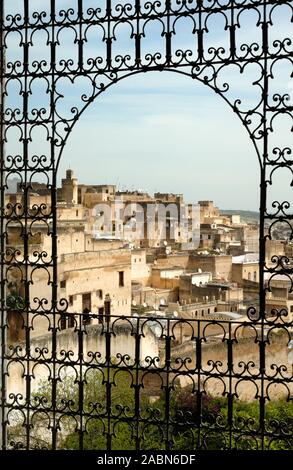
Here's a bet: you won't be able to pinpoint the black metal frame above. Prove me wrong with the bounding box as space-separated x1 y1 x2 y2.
0 0 292 450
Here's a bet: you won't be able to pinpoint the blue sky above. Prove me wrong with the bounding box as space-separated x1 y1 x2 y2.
60 71 260 210
4 1 292 211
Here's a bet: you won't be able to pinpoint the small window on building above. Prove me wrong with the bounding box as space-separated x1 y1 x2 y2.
119 271 124 287
60 280 66 289
82 293 91 315
253 271 257 282
202 310 204 316
82 308 91 325
208 308 210 314
104 299 111 320
68 314 75 328
69 295 73 306
60 314 67 330
97 289 103 299
248 272 251 281
76 210 79 217
98 307 104 324
290 306 293 312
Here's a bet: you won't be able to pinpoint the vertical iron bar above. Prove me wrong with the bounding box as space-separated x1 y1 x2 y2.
195 319 202 449
23 0 31 450
164 318 171 450
0 0 6 451
230 0 236 61
78 314 84 450
135 0 141 68
259 0 269 451
105 317 112 450
134 317 141 451
50 0 58 451
78 0 83 72
227 323 234 450
165 0 171 65
106 0 112 70
197 0 203 63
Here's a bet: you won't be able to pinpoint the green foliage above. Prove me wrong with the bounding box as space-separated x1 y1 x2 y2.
9 375 293 450
6 292 24 311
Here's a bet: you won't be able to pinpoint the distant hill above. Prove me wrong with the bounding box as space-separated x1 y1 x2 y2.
221 210 259 223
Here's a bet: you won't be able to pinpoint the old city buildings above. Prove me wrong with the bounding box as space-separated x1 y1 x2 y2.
5 169 293 398
5 169 293 333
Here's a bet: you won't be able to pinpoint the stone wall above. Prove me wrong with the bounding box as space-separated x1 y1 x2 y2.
171 329 292 401
232 262 259 285
188 255 232 281
6 321 159 398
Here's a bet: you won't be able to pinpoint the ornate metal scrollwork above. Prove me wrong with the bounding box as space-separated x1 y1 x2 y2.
0 1 292 450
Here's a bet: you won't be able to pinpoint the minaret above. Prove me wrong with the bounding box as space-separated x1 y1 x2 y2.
61 169 78 205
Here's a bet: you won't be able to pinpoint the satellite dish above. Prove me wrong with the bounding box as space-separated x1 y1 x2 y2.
198 268 202 273
143 302 147 308
163 241 168 246
160 298 166 305
173 311 178 317
132 300 137 306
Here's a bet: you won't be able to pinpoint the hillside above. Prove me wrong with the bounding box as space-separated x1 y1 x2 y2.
221 209 259 223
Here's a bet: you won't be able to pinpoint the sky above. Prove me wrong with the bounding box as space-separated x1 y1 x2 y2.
60 71 260 210
4 1 292 211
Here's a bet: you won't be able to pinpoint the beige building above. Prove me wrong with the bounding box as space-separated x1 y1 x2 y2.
6 213 133 340
132 285 178 311
232 253 259 285
58 248 131 317
151 267 185 289
199 201 220 224
131 249 151 286
179 274 243 310
188 254 233 281
265 274 293 323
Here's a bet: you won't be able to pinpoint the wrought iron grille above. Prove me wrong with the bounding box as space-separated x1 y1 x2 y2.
0 0 292 450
